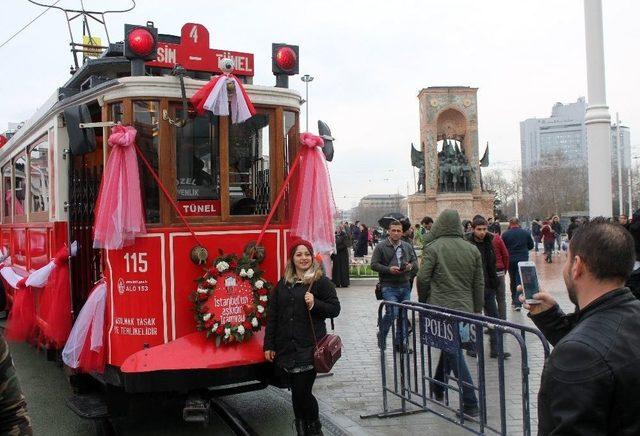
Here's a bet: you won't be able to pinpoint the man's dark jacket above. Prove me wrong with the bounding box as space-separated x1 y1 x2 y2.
370 238 418 286
530 288 640 435
264 276 340 369
501 225 534 263
464 232 499 290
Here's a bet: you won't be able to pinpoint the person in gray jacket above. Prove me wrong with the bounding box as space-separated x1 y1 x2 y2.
371 220 417 352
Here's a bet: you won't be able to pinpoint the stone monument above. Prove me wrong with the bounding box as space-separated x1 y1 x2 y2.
408 86 494 224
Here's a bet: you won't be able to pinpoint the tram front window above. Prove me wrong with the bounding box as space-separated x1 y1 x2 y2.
14 155 26 216
29 140 49 213
175 110 220 202
2 164 11 218
133 100 160 223
229 114 271 216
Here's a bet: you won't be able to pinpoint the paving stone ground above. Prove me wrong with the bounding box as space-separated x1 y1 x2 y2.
314 251 571 435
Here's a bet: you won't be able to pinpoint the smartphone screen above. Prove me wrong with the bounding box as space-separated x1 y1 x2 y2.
520 264 540 301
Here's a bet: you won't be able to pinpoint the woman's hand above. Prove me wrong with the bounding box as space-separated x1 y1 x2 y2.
304 292 315 310
517 285 557 315
264 350 276 362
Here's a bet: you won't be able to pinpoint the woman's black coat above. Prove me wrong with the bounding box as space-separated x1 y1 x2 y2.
264 276 340 369
332 231 350 287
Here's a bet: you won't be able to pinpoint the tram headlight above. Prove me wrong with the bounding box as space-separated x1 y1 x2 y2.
272 43 299 88
124 22 158 61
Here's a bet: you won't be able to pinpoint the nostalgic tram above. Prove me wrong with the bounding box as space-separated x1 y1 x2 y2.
0 21 320 426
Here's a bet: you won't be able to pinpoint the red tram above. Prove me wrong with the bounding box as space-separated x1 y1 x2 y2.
0 21 314 425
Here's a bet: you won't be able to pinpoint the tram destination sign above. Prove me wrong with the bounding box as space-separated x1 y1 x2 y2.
147 23 254 76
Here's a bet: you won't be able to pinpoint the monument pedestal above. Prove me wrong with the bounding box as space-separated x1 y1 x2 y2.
408 191 494 224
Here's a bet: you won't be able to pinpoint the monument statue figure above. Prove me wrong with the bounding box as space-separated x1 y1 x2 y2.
410 142 426 193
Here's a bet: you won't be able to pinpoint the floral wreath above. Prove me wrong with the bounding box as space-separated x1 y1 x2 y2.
191 251 271 346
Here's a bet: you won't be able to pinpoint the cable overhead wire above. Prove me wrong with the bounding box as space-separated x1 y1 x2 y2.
0 0 62 50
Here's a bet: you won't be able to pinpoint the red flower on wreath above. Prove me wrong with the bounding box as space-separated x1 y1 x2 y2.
205 318 215 329
243 321 252 331
258 288 268 296
216 325 224 335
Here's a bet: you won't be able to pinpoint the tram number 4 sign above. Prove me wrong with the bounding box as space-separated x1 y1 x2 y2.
419 313 477 353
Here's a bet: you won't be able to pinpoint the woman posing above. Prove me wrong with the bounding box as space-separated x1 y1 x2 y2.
264 240 341 435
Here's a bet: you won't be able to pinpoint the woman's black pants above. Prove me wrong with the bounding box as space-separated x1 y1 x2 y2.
289 369 319 421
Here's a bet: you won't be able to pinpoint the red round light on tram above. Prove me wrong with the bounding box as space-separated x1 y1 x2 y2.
127 28 155 57
275 46 297 72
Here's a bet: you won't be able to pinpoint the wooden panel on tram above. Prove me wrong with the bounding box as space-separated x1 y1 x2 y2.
170 230 282 340
105 235 167 366
12 228 27 270
28 228 49 270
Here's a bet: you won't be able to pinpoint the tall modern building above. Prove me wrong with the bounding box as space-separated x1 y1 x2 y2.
520 98 631 217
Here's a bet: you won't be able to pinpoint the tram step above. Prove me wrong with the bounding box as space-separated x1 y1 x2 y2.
66 393 110 420
183 396 211 424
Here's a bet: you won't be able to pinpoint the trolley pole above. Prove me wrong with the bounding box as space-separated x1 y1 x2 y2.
301 74 314 132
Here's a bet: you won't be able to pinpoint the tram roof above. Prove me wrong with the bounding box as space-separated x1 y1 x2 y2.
2 62 301 159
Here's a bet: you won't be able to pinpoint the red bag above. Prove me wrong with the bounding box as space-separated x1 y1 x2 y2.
306 282 342 373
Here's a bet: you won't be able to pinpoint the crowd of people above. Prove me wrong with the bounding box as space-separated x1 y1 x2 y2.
370 208 640 428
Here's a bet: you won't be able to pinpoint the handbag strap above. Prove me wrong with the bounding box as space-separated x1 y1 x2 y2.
305 281 319 350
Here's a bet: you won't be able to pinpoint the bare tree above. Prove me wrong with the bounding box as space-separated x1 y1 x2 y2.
520 152 588 219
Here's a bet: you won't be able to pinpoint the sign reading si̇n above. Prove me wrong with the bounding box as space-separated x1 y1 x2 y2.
147 23 254 76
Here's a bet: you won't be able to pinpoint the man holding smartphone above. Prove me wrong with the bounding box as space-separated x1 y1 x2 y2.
371 220 418 353
520 218 640 435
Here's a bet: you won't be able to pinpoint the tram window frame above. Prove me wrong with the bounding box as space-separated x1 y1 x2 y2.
27 135 50 221
12 152 28 223
132 99 161 225
226 108 276 221
1 162 12 223
170 102 222 221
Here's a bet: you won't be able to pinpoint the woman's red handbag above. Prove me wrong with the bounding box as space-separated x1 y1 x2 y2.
306 282 342 373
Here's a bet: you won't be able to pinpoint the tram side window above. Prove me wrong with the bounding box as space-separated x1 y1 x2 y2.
133 101 160 223
229 114 271 215
2 164 11 218
111 103 123 123
14 155 26 216
175 109 220 201
29 141 49 213
283 111 297 218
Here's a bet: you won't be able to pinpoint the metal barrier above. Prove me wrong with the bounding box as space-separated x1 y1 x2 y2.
361 301 550 435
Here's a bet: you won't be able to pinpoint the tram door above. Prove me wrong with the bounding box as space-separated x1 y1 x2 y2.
66 102 104 314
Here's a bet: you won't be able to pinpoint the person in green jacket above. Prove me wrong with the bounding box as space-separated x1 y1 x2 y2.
416 209 484 417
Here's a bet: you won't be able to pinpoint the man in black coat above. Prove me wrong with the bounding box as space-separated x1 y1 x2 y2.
520 218 640 435
465 215 510 359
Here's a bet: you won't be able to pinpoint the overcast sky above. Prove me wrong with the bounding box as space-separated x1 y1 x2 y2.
1 0 638 210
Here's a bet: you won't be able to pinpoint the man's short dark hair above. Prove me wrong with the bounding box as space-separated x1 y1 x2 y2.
472 215 488 228
388 220 402 229
421 216 433 225
569 217 635 282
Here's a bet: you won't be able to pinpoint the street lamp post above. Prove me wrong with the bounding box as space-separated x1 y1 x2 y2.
301 74 314 132
584 0 613 217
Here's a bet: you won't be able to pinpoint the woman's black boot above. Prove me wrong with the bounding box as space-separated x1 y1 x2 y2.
306 419 324 436
294 419 306 436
